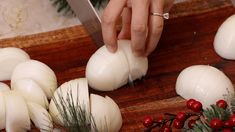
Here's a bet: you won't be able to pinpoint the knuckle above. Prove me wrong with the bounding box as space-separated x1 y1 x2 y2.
101 14 115 26
132 24 147 34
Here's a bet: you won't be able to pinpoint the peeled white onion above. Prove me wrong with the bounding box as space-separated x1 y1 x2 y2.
0 47 30 81
5 91 31 131
0 92 6 130
28 102 53 132
176 65 235 108
11 60 57 99
12 78 49 109
90 94 122 132
0 82 10 92
214 15 235 60
86 39 148 91
49 78 90 126
118 42 148 81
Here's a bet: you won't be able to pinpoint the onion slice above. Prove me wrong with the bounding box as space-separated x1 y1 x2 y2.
28 102 53 132
11 60 57 99
5 91 31 131
90 94 122 132
105 96 122 131
0 92 6 130
0 47 30 81
0 82 10 92
12 78 49 109
90 94 110 131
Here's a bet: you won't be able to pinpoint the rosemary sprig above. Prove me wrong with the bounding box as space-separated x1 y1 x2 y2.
52 87 97 132
51 0 108 15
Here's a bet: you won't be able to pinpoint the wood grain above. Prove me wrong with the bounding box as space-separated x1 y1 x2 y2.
1 2 235 132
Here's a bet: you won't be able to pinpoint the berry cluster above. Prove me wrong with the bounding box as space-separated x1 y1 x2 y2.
143 99 235 132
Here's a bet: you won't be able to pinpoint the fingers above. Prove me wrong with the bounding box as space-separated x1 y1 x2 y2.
145 0 164 56
118 8 131 40
131 0 150 56
102 0 126 53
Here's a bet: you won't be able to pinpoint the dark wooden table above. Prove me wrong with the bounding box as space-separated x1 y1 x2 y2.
1 0 235 131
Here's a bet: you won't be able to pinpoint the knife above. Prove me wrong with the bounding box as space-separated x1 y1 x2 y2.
66 0 104 47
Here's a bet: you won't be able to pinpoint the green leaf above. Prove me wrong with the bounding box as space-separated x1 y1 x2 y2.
52 88 96 132
202 105 230 122
51 0 108 15
193 120 211 132
192 105 231 131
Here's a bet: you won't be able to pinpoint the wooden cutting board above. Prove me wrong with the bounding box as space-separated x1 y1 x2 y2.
0 0 235 131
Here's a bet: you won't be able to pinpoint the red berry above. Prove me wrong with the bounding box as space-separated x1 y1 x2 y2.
156 116 164 123
229 114 235 126
222 128 233 132
216 100 228 109
186 99 196 109
191 101 203 112
223 120 233 128
176 112 187 122
160 125 172 132
210 118 223 130
188 119 196 129
143 116 153 128
173 119 184 129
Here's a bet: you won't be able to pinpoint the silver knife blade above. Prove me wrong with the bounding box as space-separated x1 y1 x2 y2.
67 0 104 47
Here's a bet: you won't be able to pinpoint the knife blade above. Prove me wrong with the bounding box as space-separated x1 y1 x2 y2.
66 0 104 47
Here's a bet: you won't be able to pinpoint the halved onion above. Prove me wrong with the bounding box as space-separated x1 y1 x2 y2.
176 65 235 108
49 78 90 126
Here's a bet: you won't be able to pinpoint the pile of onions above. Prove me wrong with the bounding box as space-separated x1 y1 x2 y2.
0 47 123 131
0 47 57 131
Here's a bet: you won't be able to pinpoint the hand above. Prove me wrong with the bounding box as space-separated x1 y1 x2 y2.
101 0 174 56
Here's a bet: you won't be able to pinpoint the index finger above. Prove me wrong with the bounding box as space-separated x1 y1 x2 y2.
101 0 127 53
